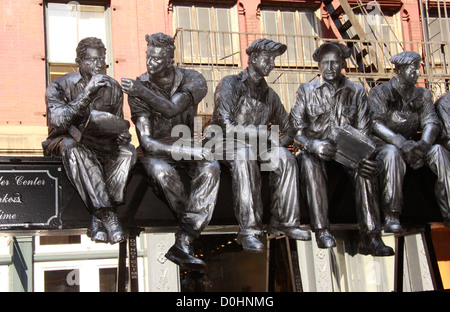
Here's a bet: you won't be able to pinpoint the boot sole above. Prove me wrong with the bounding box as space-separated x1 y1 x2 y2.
269 228 311 241
358 247 395 257
165 252 206 270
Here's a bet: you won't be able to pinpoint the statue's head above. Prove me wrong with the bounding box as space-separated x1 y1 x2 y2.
76 37 106 79
313 42 350 83
246 38 286 77
145 33 175 76
390 51 422 85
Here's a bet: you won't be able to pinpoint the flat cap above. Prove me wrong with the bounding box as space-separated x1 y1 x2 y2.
246 38 287 56
312 42 351 62
390 51 421 66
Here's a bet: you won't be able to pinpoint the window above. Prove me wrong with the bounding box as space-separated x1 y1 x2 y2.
180 234 267 291
40 235 81 245
99 267 118 292
353 11 403 69
267 70 317 112
259 8 321 110
424 8 450 74
173 4 240 66
44 269 80 292
260 9 321 67
44 1 113 83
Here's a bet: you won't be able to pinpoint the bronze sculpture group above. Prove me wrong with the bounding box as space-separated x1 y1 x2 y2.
43 34 450 270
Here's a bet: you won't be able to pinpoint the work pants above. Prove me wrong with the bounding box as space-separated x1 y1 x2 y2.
376 143 450 220
140 155 220 237
58 137 137 213
298 152 381 234
223 146 301 237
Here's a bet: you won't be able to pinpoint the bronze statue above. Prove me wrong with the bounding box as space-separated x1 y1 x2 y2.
290 42 393 256
369 51 450 230
42 37 137 244
212 38 311 253
435 92 450 152
121 33 220 270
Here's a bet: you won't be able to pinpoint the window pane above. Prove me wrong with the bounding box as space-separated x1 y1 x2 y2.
45 269 80 292
40 235 81 245
46 3 78 63
46 3 107 64
175 6 194 62
261 9 319 66
48 63 78 82
99 267 117 292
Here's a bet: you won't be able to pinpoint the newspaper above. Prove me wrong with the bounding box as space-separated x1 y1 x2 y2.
329 125 376 169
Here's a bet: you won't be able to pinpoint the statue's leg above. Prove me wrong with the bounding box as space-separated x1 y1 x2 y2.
298 152 334 248
228 146 265 253
264 147 310 241
103 143 137 205
375 144 406 233
60 138 125 244
425 144 450 226
346 169 394 256
182 159 221 235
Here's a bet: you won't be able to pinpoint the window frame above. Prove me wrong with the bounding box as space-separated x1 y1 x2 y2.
43 0 114 85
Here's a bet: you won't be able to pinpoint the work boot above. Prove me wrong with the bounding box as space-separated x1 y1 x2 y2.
87 215 108 243
94 207 126 244
165 231 206 270
236 234 265 253
269 226 311 241
384 212 402 233
315 229 336 248
358 233 394 257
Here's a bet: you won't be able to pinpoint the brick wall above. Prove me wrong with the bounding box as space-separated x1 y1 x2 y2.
0 0 47 127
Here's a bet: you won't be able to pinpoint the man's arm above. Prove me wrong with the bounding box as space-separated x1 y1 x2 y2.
122 78 192 119
46 74 111 131
135 116 211 160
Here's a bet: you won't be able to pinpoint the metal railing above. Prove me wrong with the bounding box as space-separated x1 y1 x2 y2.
174 28 450 114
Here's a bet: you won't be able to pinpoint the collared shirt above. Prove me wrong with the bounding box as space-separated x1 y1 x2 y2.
290 75 371 141
45 71 123 144
212 68 291 140
368 76 440 139
128 66 207 141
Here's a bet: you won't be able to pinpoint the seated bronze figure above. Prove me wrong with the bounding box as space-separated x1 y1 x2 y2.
122 33 220 270
290 42 393 256
212 38 311 253
369 51 450 230
42 37 137 244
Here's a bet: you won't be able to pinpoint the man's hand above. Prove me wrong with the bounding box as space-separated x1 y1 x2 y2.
358 159 381 179
401 140 427 169
116 130 132 146
121 78 144 97
309 139 336 161
84 74 111 101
